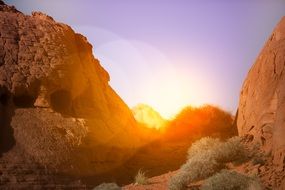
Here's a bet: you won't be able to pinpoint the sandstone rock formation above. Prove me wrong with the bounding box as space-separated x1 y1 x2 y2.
132 104 166 130
237 17 285 189
0 1 141 187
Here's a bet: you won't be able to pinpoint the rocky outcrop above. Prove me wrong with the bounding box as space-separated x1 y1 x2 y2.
237 17 285 188
0 1 141 187
132 104 166 129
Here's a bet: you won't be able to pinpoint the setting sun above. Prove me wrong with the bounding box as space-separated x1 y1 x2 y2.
139 66 213 119
89 36 215 119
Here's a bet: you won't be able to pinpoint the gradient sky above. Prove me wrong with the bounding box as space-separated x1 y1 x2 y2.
5 0 285 118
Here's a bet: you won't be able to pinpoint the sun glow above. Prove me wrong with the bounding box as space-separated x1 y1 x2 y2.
132 104 166 129
138 65 213 119
75 26 214 119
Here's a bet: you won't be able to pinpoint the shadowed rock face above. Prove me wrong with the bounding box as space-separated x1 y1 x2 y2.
237 17 285 188
0 1 141 187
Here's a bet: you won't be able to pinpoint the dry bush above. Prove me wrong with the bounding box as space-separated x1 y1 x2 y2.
169 136 257 190
93 183 121 190
187 137 221 160
201 170 263 190
164 105 236 141
169 150 222 190
214 136 250 164
134 169 148 185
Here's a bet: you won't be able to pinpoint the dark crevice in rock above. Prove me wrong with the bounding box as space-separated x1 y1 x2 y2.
0 93 8 106
0 87 15 156
273 52 277 74
13 95 36 108
261 136 266 146
249 125 255 132
232 109 239 135
50 89 73 116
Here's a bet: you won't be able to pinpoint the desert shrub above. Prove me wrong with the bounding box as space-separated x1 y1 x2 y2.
214 136 249 164
164 105 236 141
170 149 223 190
169 136 257 190
187 137 221 160
93 183 121 190
168 171 190 190
201 170 262 190
247 179 263 190
250 143 265 166
251 156 266 166
134 169 148 185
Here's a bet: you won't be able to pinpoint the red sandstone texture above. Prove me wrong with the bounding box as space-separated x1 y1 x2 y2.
237 17 285 189
0 1 142 188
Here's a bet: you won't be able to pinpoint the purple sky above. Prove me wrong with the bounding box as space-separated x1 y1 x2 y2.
5 0 285 118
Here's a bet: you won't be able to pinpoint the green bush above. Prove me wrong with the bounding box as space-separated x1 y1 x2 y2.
201 170 262 190
169 136 259 190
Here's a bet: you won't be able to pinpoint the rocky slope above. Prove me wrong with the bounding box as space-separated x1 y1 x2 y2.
0 1 142 188
237 17 285 189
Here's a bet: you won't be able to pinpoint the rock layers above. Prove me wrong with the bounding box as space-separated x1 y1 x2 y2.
0 1 141 187
237 17 285 189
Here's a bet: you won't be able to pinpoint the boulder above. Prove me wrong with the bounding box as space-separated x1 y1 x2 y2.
0 1 141 187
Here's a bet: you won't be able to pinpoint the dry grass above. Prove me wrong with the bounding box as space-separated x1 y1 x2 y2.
169 149 222 190
187 137 221 160
134 169 148 185
168 136 259 190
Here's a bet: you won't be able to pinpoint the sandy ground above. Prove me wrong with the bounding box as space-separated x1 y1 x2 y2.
123 171 176 190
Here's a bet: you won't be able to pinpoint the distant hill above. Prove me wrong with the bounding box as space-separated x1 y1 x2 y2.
132 104 167 129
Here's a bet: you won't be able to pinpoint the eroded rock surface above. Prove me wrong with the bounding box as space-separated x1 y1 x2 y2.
237 17 285 189
0 1 141 187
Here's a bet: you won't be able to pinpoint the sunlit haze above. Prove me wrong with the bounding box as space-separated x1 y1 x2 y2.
6 0 285 118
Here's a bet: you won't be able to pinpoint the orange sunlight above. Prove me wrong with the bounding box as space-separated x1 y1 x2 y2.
139 66 213 119
132 104 166 130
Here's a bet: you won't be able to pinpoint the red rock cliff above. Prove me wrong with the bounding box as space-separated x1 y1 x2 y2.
237 17 285 188
0 1 141 187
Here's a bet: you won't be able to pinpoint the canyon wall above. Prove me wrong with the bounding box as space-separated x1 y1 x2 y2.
237 17 285 189
0 1 141 187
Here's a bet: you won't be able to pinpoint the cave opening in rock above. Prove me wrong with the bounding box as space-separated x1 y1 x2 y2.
0 91 15 156
13 95 36 108
50 90 72 115
0 93 8 106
